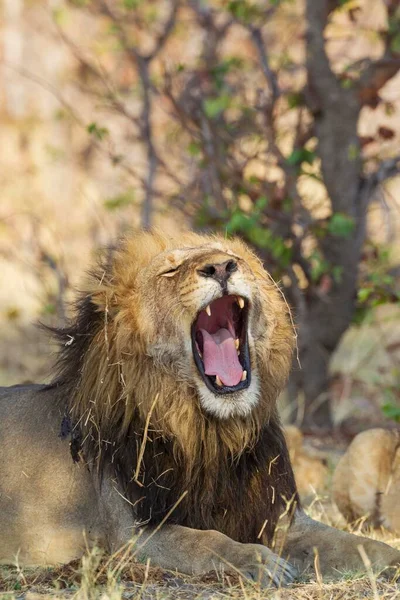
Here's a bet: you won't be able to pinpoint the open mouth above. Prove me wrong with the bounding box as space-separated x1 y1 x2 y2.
191 295 251 395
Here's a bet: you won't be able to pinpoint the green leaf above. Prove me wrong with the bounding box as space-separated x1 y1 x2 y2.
382 402 400 423
226 211 251 234
347 143 359 161
270 0 295 5
309 251 330 282
332 265 343 283
188 141 201 157
247 226 273 249
390 32 400 54
43 303 56 315
352 305 372 326
247 175 260 184
254 196 268 211
124 0 140 7
227 0 262 22
358 287 372 303
104 189 135 211
328 213 355 238
286 148 316 167
287 92 303 109
384 102 395 116
340 78 354 89
87 122 109 141
211 58 243 89
203 94 231 119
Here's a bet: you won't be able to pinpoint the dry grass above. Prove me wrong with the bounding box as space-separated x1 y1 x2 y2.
1 557 399 600
1 508 399 600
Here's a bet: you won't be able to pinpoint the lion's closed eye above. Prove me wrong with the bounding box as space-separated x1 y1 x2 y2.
159 266 180 277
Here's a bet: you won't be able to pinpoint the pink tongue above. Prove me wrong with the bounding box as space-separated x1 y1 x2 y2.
200 328 243 387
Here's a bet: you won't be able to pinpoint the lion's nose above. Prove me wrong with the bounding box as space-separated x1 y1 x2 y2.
197 259 238 287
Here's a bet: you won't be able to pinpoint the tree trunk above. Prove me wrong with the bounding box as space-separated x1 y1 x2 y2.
289 267 360 430
289 0 367 430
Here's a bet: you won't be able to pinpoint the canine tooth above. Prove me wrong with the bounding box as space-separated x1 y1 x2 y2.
237 296 245 309
235 339 239 349
215 375 223 387
205 304 212 317
241 370 247 382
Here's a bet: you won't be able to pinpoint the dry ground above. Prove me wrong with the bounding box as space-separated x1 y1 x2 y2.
1 548 399 599
1 485 399 599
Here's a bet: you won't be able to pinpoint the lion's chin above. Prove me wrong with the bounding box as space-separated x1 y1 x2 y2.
196 373 260 419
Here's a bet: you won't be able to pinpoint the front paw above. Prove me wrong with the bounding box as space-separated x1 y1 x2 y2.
238 544 298 588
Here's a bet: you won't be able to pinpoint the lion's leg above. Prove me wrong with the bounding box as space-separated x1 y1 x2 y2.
276 511 400 578
97 476 297 587
138 524 298 587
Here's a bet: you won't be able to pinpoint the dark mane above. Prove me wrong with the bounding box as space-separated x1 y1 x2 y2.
117 412 299 544
48 293 103 392
46 250 115 395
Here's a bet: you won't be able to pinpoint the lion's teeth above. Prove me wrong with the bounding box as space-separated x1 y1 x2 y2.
237 296 245 309
205 304 212 316
196 343 202 358
215 375 223 387
235 338 239 349
241 370 247 382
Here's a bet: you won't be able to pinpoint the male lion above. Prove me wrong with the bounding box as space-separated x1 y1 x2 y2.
0 231 398 586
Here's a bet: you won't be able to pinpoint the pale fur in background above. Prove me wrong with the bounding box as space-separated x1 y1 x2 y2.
333 428 400 533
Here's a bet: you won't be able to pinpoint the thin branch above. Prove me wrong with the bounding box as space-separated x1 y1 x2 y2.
357 57 400 108
146 0 179 61
361 155 400 205
136 55 157 229
95 0 179 228
334 2 400 108
249 27 280 103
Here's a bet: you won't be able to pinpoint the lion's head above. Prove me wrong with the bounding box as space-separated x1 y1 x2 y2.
68 230 294 419
53 230 298 542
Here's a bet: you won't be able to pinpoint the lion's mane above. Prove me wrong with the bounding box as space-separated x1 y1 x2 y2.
50 231 299 545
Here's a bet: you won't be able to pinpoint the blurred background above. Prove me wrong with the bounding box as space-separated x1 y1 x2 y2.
1 0 399 433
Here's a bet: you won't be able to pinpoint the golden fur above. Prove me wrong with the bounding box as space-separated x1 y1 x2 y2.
333 428 400 533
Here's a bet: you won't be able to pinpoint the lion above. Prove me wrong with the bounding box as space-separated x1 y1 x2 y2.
333 428 400 533
0 231 399 587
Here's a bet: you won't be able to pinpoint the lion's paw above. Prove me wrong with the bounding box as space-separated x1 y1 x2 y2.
239 545 298 588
